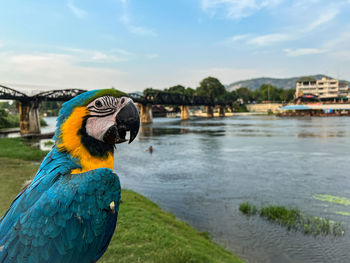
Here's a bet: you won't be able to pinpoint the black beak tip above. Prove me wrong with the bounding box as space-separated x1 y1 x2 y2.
128 120 140 144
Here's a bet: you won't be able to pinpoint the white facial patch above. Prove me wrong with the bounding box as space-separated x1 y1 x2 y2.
85 113 117 141
85 96 133 142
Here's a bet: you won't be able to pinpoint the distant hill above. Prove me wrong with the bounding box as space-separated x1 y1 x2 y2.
226 74 349 91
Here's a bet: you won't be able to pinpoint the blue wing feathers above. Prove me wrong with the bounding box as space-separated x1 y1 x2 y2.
0 147 121 263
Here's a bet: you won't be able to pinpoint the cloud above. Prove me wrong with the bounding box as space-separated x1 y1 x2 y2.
56 47 134 63
0 52 138 92
67 0 87 19
223 34 251 45
303 9 338 32
248 33 291 46
118 0 156 36
284 48 327 57
322 29 350 49
201 0 282 19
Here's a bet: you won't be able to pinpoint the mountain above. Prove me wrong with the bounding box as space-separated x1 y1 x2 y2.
226 74 349 91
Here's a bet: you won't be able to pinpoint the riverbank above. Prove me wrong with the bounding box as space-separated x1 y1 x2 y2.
0 138 243 263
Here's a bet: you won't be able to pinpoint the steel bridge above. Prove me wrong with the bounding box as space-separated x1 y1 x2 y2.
0 85 232 134
129 91 228 106
0 85 86 102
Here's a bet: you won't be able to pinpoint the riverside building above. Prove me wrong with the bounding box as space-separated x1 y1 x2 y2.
295 76 349 100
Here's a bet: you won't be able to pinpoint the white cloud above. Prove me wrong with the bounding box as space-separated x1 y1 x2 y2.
322 29 350 49
0 52 137 92
248 33 291 46
118 0 156 36
224 34 251 45
201 0 282 19
67 0 87 19
57 47 134 63
284 48 327 57
303 9 338 32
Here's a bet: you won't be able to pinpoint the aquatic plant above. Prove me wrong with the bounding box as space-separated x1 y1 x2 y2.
239 202 258 215
260 205 302 231
336 211 350 216
44 140 54 147
239 202 345 237
313 194 350 206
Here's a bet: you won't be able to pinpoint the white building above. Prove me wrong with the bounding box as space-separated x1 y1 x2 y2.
296 76 349 100
339 82 349 98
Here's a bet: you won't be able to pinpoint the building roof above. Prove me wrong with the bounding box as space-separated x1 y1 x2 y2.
297 76 316 82
280 104 350 110
280 105 311 110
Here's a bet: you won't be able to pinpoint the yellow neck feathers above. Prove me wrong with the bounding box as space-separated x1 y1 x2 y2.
57 107 114 174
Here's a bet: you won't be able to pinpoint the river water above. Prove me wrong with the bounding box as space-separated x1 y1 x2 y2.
114 116 350 263
10 115 350 262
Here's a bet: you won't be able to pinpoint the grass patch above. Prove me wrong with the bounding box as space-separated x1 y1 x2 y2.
239 202 345 237
40 117 48 127
313 194 350 206
0 157 244 263
44 140 54 147
239 202 258 215
0 138 48 161
336 211 350 216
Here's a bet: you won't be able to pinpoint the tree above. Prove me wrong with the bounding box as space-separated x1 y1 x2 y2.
280 89 296 102
196 77 226 99
235 87 253 103
165 85 186 94
184 87 195 97
259 84 281 102
143 87 163 96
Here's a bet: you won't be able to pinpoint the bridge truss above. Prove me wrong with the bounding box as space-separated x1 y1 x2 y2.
0 85 232 106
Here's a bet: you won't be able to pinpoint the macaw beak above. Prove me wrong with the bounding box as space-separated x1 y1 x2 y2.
103 100 140 144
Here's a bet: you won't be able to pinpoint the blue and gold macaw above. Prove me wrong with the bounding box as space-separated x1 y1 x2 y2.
0 89 140 263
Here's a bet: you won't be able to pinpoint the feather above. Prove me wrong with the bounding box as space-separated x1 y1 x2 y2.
0 89 131 262
0 147 121 263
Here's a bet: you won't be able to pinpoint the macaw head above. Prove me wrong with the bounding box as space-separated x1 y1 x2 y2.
54 89 140 172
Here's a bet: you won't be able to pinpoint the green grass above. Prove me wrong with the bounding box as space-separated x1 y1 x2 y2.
0 138 48 161
239 202 345 237
0 158 39 215
239 202 258 215
0 150 244 262
100 191 243 263
44 140 54 147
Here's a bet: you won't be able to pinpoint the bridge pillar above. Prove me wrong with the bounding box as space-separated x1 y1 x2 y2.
18 100 41 135
139 103 153 124
205 106 214 118
180 105 190 120
218 105 225 117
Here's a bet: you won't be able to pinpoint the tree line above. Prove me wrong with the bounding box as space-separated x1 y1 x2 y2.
143 77 296 105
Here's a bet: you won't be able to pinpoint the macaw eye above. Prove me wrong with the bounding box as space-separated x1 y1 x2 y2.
121 98 125 104
95 100 103 108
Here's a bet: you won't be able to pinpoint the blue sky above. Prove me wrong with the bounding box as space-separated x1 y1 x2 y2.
1 0 350 92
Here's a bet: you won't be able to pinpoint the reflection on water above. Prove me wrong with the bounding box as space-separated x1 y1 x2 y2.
115 116 350 263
